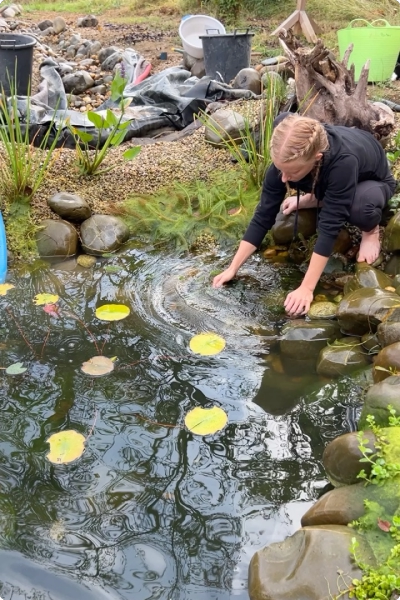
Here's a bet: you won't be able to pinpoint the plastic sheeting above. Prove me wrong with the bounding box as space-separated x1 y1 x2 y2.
5 49 258 147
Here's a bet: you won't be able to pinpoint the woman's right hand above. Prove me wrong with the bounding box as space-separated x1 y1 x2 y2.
281 195 298 215
212 267 237 288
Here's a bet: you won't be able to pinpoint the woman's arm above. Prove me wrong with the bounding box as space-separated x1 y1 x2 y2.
212 241 257 287
284 252 329 315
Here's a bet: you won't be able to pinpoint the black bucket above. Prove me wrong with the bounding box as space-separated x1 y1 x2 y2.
0 33 36 95
200 29 254 83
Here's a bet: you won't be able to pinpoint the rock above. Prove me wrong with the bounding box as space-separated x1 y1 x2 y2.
301 480 399 527
38 19 53 30
271 209 317 245
248 525 372 600
337 287 400 336
38 26 54 37
343 262 393 295
384 253 400 276
98 46 119 64
205 109 246 145
36 219 78 258
279 319 340 360
383 211 400 252
233 68 261 95
89 40 102 56
2 7 16 18
77 254 97 268
190 58 205 78
89 84 107 95
53 16 66 34
80 215 130 256
361 332 380 354
316 337 370 378
359 375 400 427
372 342 400 383
260 71 285 91
377 321 400 347
332 228 352 254
77 14 98 27
101 50 123 71
62 71 94 93
322 430 376 486
307 301 337 320
47 192 91 222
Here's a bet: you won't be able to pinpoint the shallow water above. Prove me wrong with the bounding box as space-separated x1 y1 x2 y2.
0 245 365 600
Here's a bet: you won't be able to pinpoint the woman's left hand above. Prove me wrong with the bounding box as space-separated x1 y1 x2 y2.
284 285 314 316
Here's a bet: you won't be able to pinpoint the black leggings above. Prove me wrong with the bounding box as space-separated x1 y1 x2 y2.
348 180 394 231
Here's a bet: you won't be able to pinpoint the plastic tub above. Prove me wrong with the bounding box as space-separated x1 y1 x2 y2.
179 14 226 59
200 30 254 82
337 19 400 82
0 33 36 95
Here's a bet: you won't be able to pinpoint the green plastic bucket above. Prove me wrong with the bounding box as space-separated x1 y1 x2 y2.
337 19 400 82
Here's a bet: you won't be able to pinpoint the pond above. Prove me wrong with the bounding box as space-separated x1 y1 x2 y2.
0 244 365 600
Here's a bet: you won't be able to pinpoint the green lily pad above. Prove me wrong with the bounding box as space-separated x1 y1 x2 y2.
6 362 27 375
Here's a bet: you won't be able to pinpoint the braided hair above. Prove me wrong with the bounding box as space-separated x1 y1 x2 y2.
270 114 329 164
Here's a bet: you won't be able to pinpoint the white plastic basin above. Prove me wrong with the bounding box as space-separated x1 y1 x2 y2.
179 14 226 59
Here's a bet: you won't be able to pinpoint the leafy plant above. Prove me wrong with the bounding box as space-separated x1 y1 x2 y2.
0 87 63 205
67 71 141 175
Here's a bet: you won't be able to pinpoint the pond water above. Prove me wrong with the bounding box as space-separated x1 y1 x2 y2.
0 244 365 600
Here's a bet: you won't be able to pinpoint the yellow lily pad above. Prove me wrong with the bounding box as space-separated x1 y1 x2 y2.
81 355 115 376
46 430 86 464
185 406 228 436
95 303 130 321
0 283 14 295
33 293 59 306
189 332 226 356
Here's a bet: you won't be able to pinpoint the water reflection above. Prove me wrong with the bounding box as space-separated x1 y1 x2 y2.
0 248 362 599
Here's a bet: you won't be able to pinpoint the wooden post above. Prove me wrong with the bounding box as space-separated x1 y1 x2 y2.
272 0 321 44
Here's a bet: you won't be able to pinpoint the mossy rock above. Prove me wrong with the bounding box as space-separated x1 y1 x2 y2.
307 301 337 320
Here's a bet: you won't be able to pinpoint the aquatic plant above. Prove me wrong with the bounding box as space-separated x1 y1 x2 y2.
119 170 260 250
66 71 141 175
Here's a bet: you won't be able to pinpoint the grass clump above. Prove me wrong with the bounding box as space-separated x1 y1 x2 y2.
118 170 259 251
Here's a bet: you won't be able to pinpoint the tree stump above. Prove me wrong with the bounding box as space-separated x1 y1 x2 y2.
279 31 394 144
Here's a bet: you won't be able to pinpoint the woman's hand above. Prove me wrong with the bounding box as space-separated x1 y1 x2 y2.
284 285 314 316
213 267 237 288
281 195 298 215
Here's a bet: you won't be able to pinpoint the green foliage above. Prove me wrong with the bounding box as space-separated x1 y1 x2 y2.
357 409 400 486
0 89 63 205
4 197 40 259
67 72 141 175
120 171 259 251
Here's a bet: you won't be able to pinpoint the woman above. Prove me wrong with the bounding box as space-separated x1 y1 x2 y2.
213 113 396 315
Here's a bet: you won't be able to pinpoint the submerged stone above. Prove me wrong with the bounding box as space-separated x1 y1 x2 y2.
372 342 400 383
337 287 400 335
248 525 372 600
279 319 340 360
316 337 370 378
343 262 393 295
359 375 400 427
307 301 337 320
322 430 376 487
36 219 78 258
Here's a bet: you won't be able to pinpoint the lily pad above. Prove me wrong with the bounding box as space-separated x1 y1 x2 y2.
81 355 115 376
185 406 228 435
189 332 226 356
46 430 86 464
0 283 15 295
33 293 59 306
307 301 337 320
95 303 130 321
5 362 27 375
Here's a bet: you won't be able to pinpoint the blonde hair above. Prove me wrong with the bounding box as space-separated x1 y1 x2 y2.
270 114 329 164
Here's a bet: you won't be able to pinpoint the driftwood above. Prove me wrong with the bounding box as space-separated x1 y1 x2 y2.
279 31 394 143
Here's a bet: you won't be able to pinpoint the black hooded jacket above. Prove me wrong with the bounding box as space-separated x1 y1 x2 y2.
242 124 396 257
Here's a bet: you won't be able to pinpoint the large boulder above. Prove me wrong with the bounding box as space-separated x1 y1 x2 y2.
343 263 393 295
36 219 78 258
205 109 246 145
271 209 317 245
279 320 340 360
359 375 400 427
372 342 400 383
233 68 261 95
322 430 376 487
248 525 373 600
80 214 130 256
336 287 400 336
316 337 370 378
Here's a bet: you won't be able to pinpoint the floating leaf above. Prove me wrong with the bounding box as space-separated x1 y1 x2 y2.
81 355 115 376
95 304 130 321
6 362 27 375
43 303 59 318
46 430 86 464
185 406 228 435
377 518 391 532
0 283 14 295
189 332 226 356
33 293 59 306
104 265 120 274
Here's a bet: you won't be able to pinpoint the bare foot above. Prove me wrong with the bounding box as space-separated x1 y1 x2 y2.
358 225 381 264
